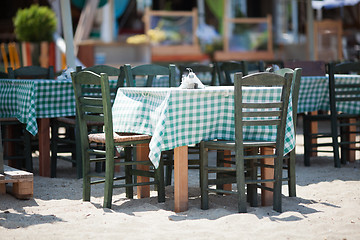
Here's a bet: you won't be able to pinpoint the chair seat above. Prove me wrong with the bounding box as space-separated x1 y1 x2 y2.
89 132 152 144
56 117 104 126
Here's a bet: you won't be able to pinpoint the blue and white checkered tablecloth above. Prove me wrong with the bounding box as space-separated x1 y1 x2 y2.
112 86 295 168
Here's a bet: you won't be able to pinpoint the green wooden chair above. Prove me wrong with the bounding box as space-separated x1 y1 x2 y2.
51 65 124 178
124 63 176 87
0 125 4 174
2 66 54 172
178 63 217 86
303 61 360 167
8 65 54 79
72 70 165 208
272 67 302 197
123 63 177 184
215 61 265 86
200 71 293 213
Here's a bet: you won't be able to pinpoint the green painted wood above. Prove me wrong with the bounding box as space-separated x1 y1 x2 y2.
3 66 54 172
71 70 165 208
178 63 217 86
328 61 360 166
8 66 54 79
215 61 265 86
199 71 293 213
273 67 302 197
124 63 177 87
51 65 123 178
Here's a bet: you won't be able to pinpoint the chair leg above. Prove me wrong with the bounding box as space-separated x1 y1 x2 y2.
50 120 58 178
23 128 33 172
288 150 297 197
303 116 311 166
156 159 165 203
236 156 247 213
103 145 116 208
216 150 224 191
273 156 283 213
339 122 348 165
200 142 209 210
330 118 341 168
74 124 83 178
81 143 91 201
164 151 173 186
124 147 133 199
247 148 258 207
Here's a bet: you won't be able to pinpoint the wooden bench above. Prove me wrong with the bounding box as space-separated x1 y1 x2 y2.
0 165 33 199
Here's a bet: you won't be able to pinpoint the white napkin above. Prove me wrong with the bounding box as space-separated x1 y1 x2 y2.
179 68 205 89
57 67 75 80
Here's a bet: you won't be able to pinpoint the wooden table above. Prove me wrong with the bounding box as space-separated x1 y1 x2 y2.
298 75 360 162
112 86 295 212
0 78 77 177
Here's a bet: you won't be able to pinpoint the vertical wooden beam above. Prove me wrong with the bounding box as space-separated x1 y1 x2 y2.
38 118 51 177
309 111 318 157
222 150 232 192
174 145 188 212
136 143 150 198
260 147 274 206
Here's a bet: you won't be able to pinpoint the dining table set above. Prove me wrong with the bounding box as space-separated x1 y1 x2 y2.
1 70 360 212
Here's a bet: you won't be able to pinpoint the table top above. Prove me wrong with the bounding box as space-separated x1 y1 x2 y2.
112 86 295 168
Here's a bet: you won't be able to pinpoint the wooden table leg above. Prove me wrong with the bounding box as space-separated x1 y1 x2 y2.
38 118 51 177
222 150 232 192
136 143 150 198
174 145 188 213
309 111 318 157
341 118 356 162
260 147 274 206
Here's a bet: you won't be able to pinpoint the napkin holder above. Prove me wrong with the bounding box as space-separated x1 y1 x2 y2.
179 68 205 89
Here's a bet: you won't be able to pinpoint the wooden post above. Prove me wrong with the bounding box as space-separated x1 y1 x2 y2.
38 119 51 177
174 145 188 212
136 143 150 198
260 147 274 206
309 111 318 157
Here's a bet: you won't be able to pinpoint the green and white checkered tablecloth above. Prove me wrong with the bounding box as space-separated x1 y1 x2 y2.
112 86 295 168
0 77 170 136
298 74 360 113
0 79 76 135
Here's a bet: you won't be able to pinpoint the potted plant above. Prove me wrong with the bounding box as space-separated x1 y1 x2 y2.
13 4 57 67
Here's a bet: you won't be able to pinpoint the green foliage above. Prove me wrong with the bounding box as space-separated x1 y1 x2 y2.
13 4 57 42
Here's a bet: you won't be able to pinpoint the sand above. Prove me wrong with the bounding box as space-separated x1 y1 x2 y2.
1 122 360 240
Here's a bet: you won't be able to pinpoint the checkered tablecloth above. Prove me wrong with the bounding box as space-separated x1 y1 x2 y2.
0 77 169 136
0 79 76 135
112 86 295 168
298 74 360 113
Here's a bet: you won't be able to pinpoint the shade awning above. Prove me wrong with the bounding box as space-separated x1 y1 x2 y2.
312 0 360 10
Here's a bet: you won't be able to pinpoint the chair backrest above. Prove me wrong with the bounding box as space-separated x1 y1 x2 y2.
284 60 325 76
327 61 360 115
273 67 302 131
234 72 293 155
71 71 114 152
124 64 177 87
76 65 125 100
8 66 54 79
178 63 217 86
216 61 264 86
0 71 8 79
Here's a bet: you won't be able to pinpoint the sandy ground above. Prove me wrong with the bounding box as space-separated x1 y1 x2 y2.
1 117 360 240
